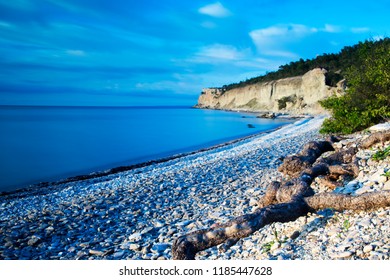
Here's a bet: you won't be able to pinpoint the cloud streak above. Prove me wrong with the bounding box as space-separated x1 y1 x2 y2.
0 1 388 106
249 24 317 57
198 2 231 18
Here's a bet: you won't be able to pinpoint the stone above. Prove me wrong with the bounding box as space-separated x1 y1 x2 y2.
128 232 142 241
129 243 141 251
358 218 371 228
151 243 170 253
270 242 280 251
197 69 337 115
27 236 41 246
89 249 104 256
383 180 390 191
113 251 125 258
363 245 374 253
290 231 300 239
249 198 258 207
153 220 165 227
368 122 390 132
331 251 353 259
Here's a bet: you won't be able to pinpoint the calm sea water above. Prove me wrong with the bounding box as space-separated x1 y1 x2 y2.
0 106 292 192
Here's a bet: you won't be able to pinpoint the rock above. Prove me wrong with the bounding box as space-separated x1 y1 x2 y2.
363 245 374 253
258 112 276 119
197 69 336 115
368 122 390 132
290 231 300 239
176 220 192 227
358 218 371 228
151 243 170 253
270 242 280 251
128 232 142 241
27 236 41 246
89 249 104 256
331 251 353 259
369 251 387 260
249 198 258 206
355 184 374 195
383 180 390 191
129 243 141 251
153 220 165 227
370 169 387 184
113 251 125 258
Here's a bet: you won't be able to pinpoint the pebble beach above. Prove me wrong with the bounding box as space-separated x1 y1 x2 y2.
1 116 389 260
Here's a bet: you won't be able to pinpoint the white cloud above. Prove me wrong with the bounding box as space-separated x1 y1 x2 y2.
351 27 370 33
198 2 231 18
322 24 342 33
66 49 86 56
249 24 316 57
196 44 247 61
200 21 217 29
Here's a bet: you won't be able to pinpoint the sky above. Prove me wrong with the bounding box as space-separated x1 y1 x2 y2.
0 0 389 106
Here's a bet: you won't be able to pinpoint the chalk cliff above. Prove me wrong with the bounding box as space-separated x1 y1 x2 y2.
196 68 345 115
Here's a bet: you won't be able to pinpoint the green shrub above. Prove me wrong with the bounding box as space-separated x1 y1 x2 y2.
372 146 390 161
320 38 390 134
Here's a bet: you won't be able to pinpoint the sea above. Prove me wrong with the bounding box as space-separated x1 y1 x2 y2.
0 105 293 192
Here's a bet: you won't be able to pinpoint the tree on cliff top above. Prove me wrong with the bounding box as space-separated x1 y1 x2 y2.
221 39 368 91
320 38 390 134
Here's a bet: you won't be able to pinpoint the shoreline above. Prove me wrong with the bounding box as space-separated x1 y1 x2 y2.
0 115 302 198
0 116 325 260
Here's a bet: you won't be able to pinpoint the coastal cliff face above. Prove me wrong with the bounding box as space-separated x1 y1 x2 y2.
196 68 345 115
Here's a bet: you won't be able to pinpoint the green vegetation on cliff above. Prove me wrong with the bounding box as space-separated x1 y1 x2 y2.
222 38 387 91
222 38 390 134
222 42 359 92
320 38 390 134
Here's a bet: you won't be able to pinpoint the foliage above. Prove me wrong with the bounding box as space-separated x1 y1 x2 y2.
343 219 351 232
221 40 368 91
372 146 390 161
382 170 390 178
320 38 390 134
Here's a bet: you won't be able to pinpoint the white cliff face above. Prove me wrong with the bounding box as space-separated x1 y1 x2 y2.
196 68 345 115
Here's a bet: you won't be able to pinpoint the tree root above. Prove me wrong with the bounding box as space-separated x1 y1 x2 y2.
305 191 390 211
360 130 390 149
277 141 335 177
171 131 390 260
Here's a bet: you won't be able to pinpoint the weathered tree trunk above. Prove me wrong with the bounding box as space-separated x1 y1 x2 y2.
172 198 311 260
172 130 390 260
305 191 390 211
277 140 335 177
360 131 390 149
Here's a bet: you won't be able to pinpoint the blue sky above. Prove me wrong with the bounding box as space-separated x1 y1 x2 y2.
0 0 389 106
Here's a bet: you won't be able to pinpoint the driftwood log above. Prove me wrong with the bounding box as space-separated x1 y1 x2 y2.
172 130 390 260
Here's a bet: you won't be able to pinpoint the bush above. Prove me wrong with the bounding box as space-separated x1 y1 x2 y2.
320 38 390 134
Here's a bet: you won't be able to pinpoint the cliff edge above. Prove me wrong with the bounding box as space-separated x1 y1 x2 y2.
196 68 345 115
